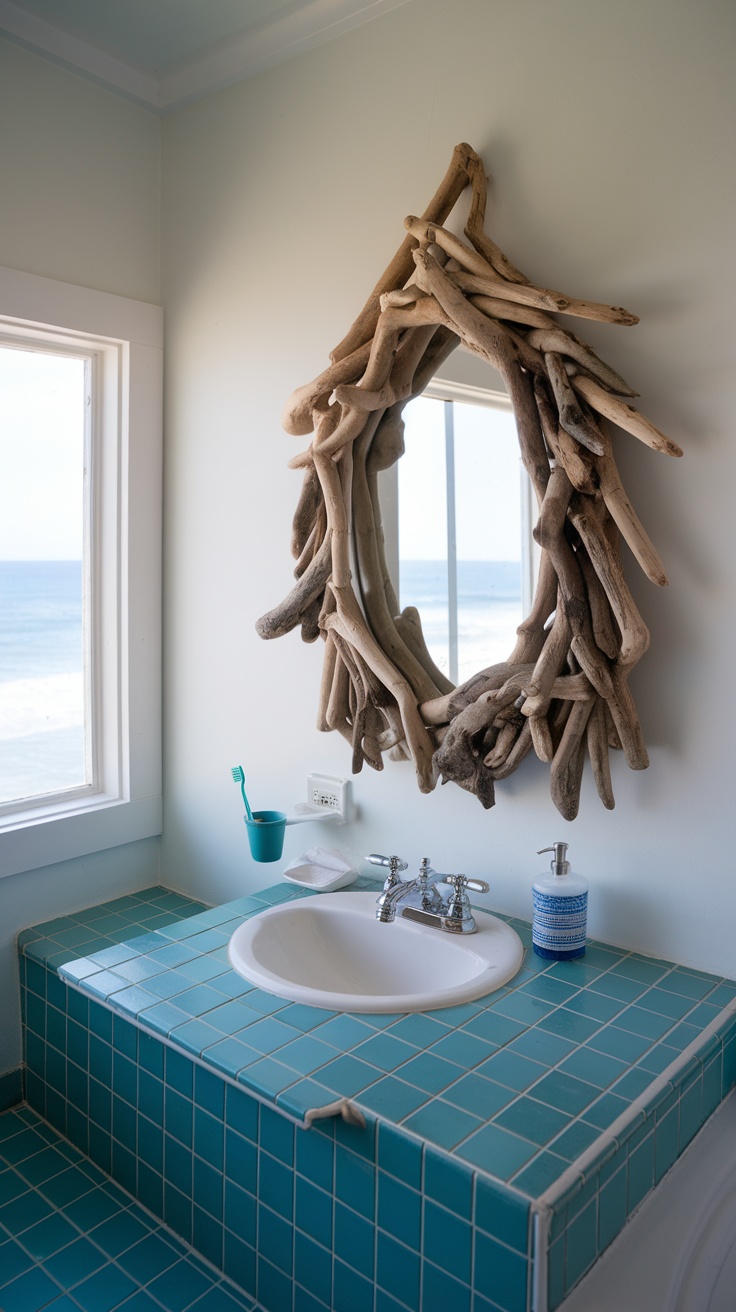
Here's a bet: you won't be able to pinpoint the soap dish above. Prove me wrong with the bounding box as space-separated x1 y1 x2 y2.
283 857 358 892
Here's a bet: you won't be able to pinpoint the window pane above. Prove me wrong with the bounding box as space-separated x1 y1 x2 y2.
0 346 88 805
397 392 526 687
453 400 523 684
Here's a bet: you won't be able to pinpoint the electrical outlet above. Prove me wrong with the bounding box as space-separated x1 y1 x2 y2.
306 773 350 822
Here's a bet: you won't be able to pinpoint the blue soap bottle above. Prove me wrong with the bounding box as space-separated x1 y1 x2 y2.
532 841 588 960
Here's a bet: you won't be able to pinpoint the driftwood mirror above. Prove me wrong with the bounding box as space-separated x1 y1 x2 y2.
257 143 681 820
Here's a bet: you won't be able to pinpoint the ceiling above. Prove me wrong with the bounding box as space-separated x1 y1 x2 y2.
0 0 409 112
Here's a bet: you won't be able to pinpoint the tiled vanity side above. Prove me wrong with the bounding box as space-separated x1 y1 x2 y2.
18 883 736 1312
19 887 534 1312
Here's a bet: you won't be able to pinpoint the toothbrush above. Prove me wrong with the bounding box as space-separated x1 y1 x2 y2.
231 765 254 823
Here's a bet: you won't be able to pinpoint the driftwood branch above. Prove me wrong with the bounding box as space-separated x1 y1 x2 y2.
257 144 679 819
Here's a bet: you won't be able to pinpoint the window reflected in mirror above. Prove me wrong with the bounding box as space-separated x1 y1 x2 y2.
396 384 536 686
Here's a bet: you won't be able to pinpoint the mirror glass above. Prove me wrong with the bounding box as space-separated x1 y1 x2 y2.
381 378 537 687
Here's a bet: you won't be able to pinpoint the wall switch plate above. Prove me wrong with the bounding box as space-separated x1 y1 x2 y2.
306 773 350 823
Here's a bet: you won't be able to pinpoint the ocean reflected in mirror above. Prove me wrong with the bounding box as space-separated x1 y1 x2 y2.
394 385 536 686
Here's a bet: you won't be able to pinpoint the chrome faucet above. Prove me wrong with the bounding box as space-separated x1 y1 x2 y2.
366 855 489 934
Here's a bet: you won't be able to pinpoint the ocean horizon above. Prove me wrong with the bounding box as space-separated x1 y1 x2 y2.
0 559 86 804
399 558 523 683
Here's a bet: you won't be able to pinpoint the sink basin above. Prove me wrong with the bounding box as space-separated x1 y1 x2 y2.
228 891 524 1013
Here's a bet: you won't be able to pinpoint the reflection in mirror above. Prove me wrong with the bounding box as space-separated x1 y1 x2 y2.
384 380 537 686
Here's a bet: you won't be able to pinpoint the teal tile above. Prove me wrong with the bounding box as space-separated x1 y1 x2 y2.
43 1234 107 1286
275 1035 337 1076
589 973 647 1004
559 1047 628 1089
333 1258 373 1312
512 1150 568 1194
654 1106 679 1183
423 1200 472 1282
638 988 695 1021
240 1058 299 1100
475 1174 530 1251
443 1074 512 1120
611 1067 655 1101
0 1267 65 1312
531 1070 598 1116
259 1155 293 1221
462 1011 526 1046
477 1049 546 1093
315 1015 374 1049
508 1028 577 1067
378 1174 421 1250
334 1201 374 1277
146 1258 214 1310
201 1038 260 1080
474 1229 528 1312
456 1123 536 1179
316 1055 381 1098
538 1008 601 1043
294 1232 332 1307
404 1100 482 1150
521 975 580 1006
492 991 555 1025
295 1177 333 1249
278 1003 337 1032
624 1133 653 1212
73 1264 139 1311
353 1032 416 1073
376 1231 420 1308
429 1030 494 1068
612 957 669 986
598 1163 627 1250
260 1105 294 1166
276 1079 337 1121
420 1262 471 1312
582 1091 630 1129
16 1211 78 1260
493 1096 569 1147
335 1144 375 1219
587 1026 651 1063
241 1018 306 1060
398 1052 464 1095
377 1122 422 1189
387 1014 449 1048
565 1198 598 1290
0 1239 33 1285
548 1118 603 1162
423 1145 473 1219
613 1005 674 1040
170 1019 223 1058
295 1124 334 1198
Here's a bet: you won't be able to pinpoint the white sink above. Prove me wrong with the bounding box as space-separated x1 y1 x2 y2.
227 891 524 1013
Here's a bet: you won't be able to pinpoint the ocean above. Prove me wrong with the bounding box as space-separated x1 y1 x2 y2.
400 559 523 684
0 560 87 805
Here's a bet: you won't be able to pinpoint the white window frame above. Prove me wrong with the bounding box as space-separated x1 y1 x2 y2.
0 265 163 878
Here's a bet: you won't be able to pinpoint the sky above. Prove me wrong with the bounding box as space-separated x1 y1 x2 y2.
398 394 524 562
0 344 85 560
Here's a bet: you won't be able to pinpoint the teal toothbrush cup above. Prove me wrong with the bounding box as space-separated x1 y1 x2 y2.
245 810 287 862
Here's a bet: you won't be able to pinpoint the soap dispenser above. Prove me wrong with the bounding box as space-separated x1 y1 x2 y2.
532 842 588 960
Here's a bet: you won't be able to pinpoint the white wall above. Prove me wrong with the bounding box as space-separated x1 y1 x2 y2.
161 0 736 977
0 39 163 1075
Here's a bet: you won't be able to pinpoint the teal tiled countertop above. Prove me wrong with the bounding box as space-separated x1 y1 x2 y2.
18 880 736 1309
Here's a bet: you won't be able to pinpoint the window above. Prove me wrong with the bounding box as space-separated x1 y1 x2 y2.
0 265 163 878
394 380 537 686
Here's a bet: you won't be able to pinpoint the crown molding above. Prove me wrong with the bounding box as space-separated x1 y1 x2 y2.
0 0 160 108
0 0 411 115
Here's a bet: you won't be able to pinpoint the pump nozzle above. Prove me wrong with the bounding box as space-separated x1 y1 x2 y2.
538 842 570 877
